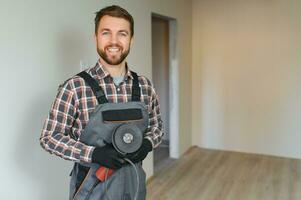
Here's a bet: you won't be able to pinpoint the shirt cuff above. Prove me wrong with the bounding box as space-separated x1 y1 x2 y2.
80 145 95 163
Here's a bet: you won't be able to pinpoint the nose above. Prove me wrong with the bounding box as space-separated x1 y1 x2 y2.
110 33 118 44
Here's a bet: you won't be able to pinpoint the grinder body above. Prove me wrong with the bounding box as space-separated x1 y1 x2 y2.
96 123 144 181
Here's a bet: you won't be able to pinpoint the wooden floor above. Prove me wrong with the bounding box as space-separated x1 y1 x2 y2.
146 146 301 200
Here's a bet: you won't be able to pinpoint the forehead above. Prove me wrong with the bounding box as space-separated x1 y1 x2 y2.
98 15 131 32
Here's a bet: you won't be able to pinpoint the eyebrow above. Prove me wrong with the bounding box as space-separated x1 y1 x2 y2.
100 28 129 35
100 28 111 32
119 30 129 35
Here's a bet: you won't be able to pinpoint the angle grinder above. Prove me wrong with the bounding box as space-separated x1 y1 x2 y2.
96 123 143 181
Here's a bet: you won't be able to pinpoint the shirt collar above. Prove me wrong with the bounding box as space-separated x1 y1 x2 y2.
95 61 134 80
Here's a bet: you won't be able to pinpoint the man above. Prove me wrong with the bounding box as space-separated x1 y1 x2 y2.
40 5 163 200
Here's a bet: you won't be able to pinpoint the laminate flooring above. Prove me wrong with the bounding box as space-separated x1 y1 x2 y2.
146 146 301 200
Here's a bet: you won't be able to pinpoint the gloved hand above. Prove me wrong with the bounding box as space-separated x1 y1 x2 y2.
92 144 125 170
127 138 153 163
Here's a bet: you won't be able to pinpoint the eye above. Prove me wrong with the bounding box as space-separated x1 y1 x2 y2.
101 31 110 36
119 32 128 37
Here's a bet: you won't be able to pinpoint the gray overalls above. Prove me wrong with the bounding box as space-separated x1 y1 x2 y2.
69 71 149 200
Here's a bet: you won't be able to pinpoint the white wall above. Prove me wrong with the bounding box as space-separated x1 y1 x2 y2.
192 0 301 159
0 0 192 199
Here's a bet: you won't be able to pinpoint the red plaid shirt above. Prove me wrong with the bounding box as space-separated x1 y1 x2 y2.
40 62 163 163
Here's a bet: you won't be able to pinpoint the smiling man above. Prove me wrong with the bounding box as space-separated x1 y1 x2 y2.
40 5 163 200
96 16 131 65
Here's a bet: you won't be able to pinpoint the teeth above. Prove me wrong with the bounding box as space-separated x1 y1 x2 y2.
107 47 119 52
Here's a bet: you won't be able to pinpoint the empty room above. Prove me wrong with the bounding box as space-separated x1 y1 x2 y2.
1 0 300 200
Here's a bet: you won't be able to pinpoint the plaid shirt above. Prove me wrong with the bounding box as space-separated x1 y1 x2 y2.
40 62 163 163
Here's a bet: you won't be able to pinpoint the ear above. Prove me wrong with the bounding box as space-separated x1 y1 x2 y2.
130 37 134 47
94 33 97 45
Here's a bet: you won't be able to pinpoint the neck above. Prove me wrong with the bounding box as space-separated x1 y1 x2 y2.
99 58 126 77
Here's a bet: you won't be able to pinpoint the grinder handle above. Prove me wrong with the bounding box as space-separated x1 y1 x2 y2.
96 166 114 182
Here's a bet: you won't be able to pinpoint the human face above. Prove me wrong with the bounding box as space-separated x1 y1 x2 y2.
95 15 133 66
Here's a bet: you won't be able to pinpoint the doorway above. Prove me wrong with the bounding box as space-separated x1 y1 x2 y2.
151 14 179 173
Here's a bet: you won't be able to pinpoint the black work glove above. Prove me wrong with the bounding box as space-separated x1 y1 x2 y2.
127 138 153 163
92 144 125 170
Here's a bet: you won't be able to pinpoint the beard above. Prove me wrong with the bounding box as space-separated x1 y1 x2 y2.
97 44 130 65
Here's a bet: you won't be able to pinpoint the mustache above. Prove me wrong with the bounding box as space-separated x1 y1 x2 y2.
105 44 123 49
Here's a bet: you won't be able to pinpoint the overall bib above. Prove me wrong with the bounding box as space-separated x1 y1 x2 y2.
69 71 149 200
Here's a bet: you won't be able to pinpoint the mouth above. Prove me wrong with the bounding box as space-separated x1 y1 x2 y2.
106 46 122 54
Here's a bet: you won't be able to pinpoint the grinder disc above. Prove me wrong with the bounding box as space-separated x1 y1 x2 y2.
112 123 143 154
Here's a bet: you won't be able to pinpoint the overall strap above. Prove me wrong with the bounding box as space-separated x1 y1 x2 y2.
130 71 141 101
77 71 108 104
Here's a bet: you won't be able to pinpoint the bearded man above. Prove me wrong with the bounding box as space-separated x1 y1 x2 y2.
40 5 163 200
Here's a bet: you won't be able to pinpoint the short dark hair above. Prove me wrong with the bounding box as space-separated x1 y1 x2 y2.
94 5 134 37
